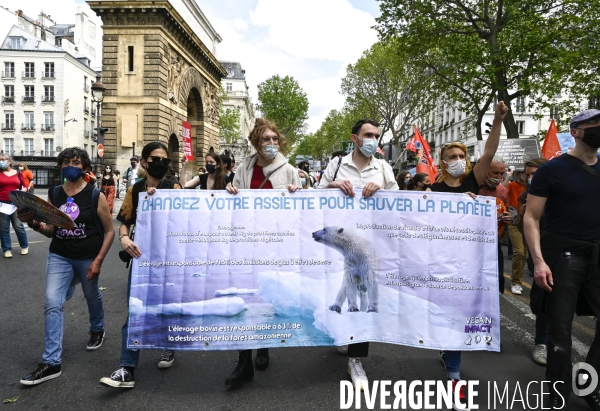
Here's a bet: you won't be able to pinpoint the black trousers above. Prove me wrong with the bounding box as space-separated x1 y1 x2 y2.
348 342 369 357
547 253 600 399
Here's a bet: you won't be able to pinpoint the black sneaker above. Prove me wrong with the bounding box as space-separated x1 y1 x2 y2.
87 330 105 351
158 350 175 369
99 367 135 388
20 363 62 385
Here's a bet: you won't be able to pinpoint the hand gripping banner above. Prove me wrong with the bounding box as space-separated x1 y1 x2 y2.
127 189 500 352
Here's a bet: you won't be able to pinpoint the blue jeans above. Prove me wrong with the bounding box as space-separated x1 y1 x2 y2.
0 208 28 252
120 266 140 368
443 351 461 380
43 253 104 366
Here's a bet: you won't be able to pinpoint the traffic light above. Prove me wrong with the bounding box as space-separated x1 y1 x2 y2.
98 127 108 145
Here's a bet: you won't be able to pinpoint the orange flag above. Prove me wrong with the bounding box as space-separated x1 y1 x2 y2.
407 125 438 181
541 119 562 160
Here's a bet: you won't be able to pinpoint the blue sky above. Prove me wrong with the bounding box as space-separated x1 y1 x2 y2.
53 0 382 131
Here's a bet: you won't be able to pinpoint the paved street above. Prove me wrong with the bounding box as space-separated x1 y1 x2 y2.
0 198 596 410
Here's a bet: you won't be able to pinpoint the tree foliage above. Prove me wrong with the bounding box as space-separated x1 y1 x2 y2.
218 87 242 145
341 39 435 146
257 75 309 146
377 0 600 139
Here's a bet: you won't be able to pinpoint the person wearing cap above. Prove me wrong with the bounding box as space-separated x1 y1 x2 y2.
524 109 600 409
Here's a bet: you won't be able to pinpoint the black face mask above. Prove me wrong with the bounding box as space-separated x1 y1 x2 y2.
581 125 600 149
145 161 169 179
422 184 431 190
206 164 216 174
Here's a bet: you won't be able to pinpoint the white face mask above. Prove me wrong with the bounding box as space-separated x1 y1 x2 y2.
262 145 278 160
18 166 24 171
527 178 532 185
443 159 466 177
357 136 378 157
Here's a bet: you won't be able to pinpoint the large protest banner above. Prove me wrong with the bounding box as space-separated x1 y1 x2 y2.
127 190 500 352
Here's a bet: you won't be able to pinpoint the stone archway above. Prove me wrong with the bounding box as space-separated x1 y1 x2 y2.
88 0 227 175
167 133 180 173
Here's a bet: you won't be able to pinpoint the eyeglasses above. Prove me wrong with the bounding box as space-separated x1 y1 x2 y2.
147 156 172 165
262 137 280 144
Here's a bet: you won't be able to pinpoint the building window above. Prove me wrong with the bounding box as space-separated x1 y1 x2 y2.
24 85 34 97
451 128 454 141
44 113 54 130
44 85 54 101
24 112 34 130
24 62 34 78
4 85 15 101
550 105 559 120
84 143 88 154
445 131 449 143
128 46 134 72
44 62 54 78
24 138 33 155
226 83 233 92
4 62 14 78
9 37 22 49
4 111 14 129
517 121 525 134
44 138 54 154
4 138 14 153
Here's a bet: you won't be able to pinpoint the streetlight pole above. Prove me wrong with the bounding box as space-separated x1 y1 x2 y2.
91 75 106 169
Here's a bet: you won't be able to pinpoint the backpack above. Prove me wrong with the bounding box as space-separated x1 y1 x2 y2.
51 185 104 240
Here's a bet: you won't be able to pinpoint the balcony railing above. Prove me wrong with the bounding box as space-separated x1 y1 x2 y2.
22 71 35 79
42 96 55 104
84 106 90 114
91 108 97 116
2 96 15 103
42 71 55 79
42 124 55 132
1 123 15 131
84 130 90 138
22 96 35 104
1 71 15 79
21 123 35 132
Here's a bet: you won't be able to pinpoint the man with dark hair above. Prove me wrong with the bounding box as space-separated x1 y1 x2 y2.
330 150 347 160
525 109 600 410
317 118 397 390
123 157 139 190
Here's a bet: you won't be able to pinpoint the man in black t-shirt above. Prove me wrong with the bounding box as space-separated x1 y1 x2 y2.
525 109 600 409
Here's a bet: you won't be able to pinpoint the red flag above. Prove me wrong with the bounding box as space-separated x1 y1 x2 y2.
407 125 437 181
541 119 562 160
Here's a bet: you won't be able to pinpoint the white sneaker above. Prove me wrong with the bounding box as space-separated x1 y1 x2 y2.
337 345 348 355
3 250 12 258
20 247 28 255
511 284 522 295
348 358 368 391
532 344 547 365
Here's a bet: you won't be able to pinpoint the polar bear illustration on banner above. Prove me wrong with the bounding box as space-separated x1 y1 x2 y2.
312 226 379 314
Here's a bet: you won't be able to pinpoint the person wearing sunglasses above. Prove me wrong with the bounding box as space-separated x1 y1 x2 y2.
18 147 115 386
100 141 182 389
225 118 300 388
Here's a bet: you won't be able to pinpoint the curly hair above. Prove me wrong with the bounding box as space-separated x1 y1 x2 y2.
437 142 472 184
248 118 288 155
57 147 91 172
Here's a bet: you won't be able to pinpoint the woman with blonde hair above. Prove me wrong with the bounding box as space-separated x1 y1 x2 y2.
225 118 301 388
430 101 508 409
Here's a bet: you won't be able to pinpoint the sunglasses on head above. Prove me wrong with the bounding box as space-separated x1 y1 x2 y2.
147 156 172 165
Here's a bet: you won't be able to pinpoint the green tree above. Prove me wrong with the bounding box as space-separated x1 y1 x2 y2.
218 87 242 145
257 75 309 146
377 0 598 139
341 39 435 146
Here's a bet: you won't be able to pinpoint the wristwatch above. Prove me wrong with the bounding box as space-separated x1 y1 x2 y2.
119 234 129 240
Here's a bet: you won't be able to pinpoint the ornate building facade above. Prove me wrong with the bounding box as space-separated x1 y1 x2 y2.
87 0 227 175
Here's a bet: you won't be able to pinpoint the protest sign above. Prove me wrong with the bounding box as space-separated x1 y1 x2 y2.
181 121 193 161
9 190 75 229
127 190 500 352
